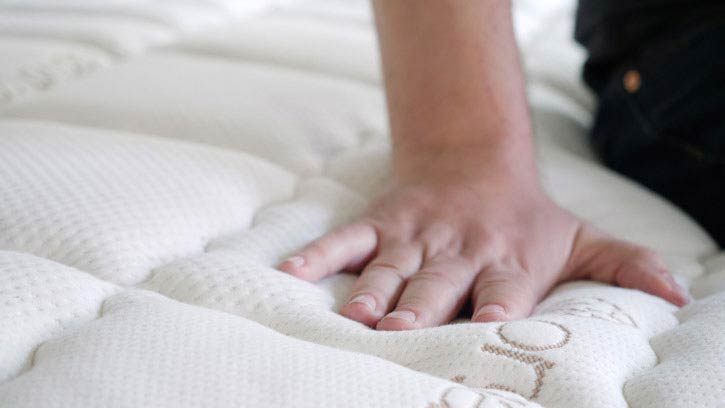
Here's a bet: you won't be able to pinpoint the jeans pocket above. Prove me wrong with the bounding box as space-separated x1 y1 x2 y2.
589 23 725 246
593 23 725 166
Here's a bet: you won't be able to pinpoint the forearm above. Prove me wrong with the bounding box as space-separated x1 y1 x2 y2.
372 0 535 177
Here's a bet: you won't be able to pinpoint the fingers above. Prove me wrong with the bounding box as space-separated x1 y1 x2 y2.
340 244 422 327
470 266 539 323
277 222 377 282
376 256 476 331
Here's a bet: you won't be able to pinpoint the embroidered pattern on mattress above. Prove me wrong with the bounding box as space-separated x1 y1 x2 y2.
478 320 570 399
538 297 638 327
427 386 534 408
448 300 639 401
0 53 107 105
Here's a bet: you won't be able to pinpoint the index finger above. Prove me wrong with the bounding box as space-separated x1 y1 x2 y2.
277 222 378 281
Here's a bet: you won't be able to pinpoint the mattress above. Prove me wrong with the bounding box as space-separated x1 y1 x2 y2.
0 1 723 407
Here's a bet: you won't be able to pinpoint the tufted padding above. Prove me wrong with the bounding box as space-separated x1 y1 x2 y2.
1 288 541 408
0 251 117 383
172 14 382 84
0 0 723 407
0 121 296 285
1 53 386 175
624 292 725 408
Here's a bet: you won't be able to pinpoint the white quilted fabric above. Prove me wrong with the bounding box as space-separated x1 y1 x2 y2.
0 1 723 407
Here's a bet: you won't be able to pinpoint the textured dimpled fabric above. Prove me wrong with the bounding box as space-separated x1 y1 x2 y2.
0 1 724 407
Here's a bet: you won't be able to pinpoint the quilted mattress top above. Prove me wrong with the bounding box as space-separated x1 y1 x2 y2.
0 1 724 407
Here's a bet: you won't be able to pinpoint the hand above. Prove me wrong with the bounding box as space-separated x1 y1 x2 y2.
278 146 689 330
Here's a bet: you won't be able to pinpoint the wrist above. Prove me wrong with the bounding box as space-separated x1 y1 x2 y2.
391 141 541 193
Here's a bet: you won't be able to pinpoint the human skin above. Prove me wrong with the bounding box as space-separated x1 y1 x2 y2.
278 0 689 330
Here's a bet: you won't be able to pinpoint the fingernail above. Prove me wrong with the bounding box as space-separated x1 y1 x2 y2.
665 276 691 303
284 256 305 268
348 294 376 312
674 285 692 305
384 310 416 323
473 304 506 321
661 275 674 292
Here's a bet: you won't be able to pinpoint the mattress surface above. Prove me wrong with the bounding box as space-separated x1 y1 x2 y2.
1 1 724 407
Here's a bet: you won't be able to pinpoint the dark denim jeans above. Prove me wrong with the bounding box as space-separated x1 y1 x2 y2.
588 22 725 247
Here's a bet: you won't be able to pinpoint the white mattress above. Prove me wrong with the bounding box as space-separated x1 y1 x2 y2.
1 1 724 407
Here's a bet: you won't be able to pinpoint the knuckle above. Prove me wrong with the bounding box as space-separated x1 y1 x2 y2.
366 262 407 282
303 241 336 274
426 247 455 261
411 269 461 291
418 222 455 241
401 188 432 209
465 232 503 262
622 247 667 273
375 221 411 243
473 228 499 247
305 241 330 260
477 268 529 288
631 247 662 264
417 227 467 260
434 241 465 260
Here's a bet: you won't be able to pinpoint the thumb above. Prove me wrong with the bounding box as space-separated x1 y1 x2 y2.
565 225 690 306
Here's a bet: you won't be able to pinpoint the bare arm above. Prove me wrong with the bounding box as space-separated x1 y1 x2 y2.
375 0 532 167
279 1 688 330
